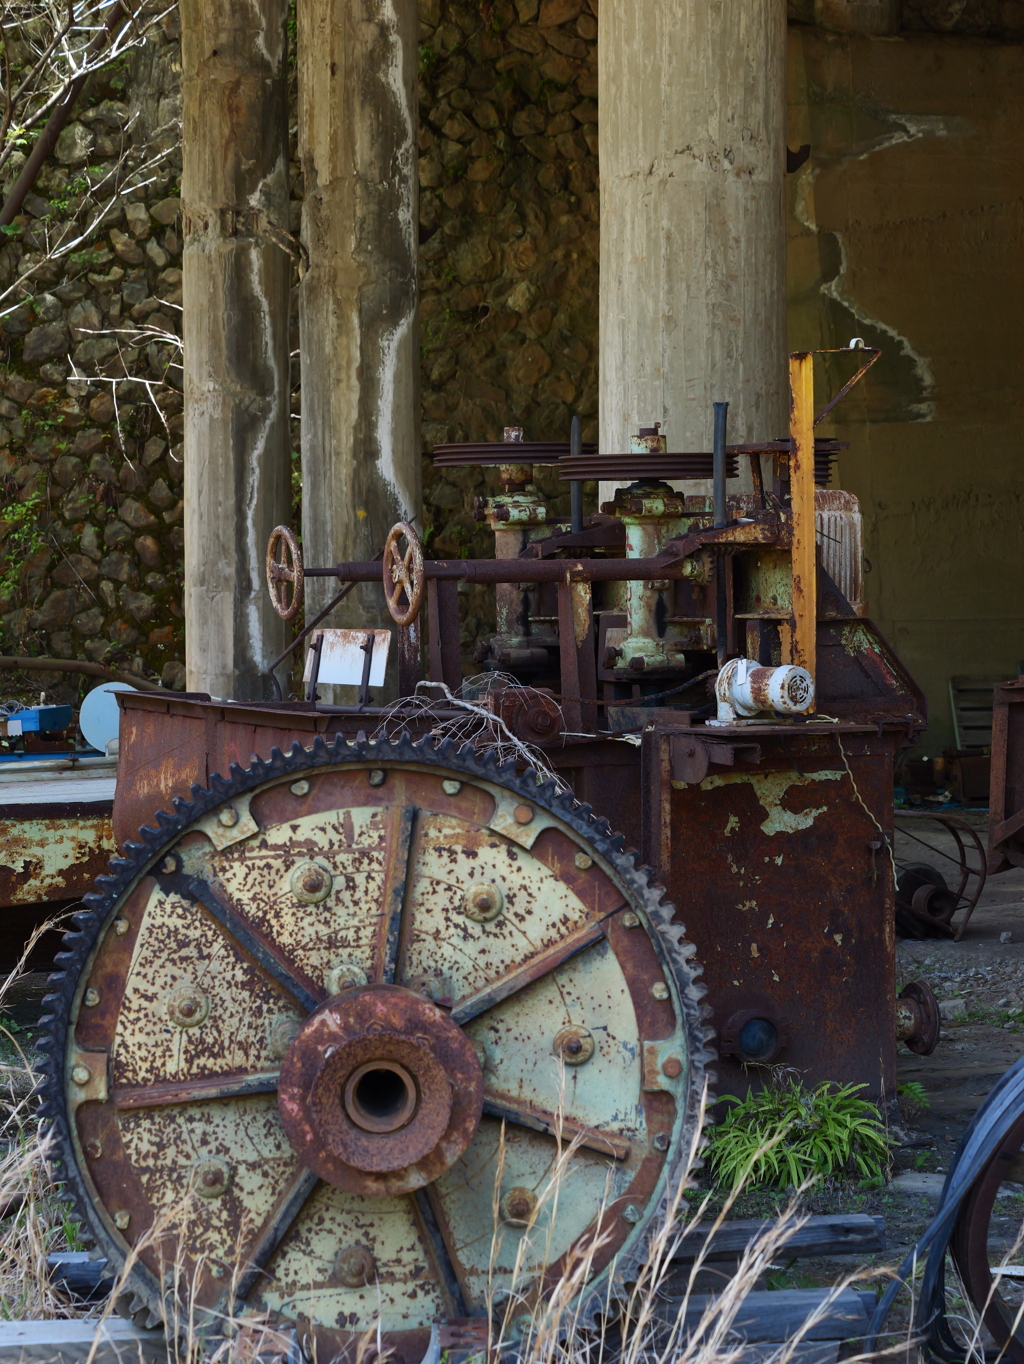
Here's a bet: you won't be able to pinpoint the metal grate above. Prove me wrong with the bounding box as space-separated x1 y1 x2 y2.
948 675 1005 751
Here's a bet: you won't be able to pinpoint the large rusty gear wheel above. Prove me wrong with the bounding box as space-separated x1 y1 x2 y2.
39 735 713 1362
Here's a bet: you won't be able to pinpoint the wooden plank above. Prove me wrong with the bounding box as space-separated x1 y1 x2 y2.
659 1286 872 1342
729 1344 839 1364
788 351 817 682
673 1213 884 1263
0 1320 167 1364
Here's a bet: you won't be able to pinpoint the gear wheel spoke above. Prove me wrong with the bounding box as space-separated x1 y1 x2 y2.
39 733 714 1362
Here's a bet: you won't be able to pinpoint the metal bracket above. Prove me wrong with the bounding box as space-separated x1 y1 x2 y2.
194 791 260 851
642 1038 688 1094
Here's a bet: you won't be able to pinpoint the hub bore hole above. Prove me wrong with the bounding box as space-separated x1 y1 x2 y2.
344 1061 418 1133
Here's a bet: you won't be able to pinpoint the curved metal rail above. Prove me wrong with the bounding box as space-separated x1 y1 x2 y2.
893 810 988 940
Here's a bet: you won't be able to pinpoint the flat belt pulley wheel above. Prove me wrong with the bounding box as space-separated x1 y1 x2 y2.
40 736 712 1362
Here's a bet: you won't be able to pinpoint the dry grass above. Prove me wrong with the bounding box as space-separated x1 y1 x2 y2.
0 930 917 1364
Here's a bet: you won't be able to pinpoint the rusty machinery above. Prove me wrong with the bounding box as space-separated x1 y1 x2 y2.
41 348 940 1359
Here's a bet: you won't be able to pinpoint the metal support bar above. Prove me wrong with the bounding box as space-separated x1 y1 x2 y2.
789 352 817 685
570 414 584 534
305 633 324 704
398 619 420 699
358 632 375 706
713 401 728 529
427 578 462 694
557 579 597 734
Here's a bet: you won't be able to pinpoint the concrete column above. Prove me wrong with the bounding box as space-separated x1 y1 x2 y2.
181 0 292 700
296 0 420 668
599 0 788 461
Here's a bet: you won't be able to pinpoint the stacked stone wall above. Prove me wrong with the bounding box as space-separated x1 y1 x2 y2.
0 0 1015 698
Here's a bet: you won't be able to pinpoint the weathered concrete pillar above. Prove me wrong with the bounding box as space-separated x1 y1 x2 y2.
296 0 420 671
181 0 292 700
599 0 788 459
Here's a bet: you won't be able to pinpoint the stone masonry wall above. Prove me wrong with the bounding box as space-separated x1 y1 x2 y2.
0 0 1015 698
0 10 188 700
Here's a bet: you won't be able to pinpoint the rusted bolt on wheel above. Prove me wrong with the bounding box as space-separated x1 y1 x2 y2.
462 883 503 923
500 1187 538 1227
193 1157 232 1198
554 1025 594 1066
335 1246 376 1288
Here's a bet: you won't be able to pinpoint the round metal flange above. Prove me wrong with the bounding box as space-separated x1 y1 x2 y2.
896 980 940 1056
39 734 713 1364
278 984 483 1193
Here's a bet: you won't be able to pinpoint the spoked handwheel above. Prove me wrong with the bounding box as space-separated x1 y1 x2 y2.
951 1111 1024 1361
383 521 424 627
266 526 304 621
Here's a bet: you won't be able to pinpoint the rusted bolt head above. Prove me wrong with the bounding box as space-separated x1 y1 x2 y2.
653 1133 669 1152
650 982 670 1001
462 882 504 923
268 1017 302 1061
335 1245 376 1288
167 983 210 1029
113 1210 130 1231
622 1204 641 1223
407 974 445 1002
661 1056 683 1079
290 859 333 904
325 963 368 996
161 856 176 874
290 779 310 796
500 1186 538 1227
113 917 129 936
622 912 640 929
554 1025 595 1066
368 769 386 787
441 779 462 795
574 852 593 870
513 803 534 825
193 1156 232 1199
71 1064 91 1086
217 806 240 828
85 1139 103 1160
84 987 100 1007
526 706 556 734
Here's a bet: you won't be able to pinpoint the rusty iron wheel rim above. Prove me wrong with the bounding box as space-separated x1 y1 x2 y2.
950 1110 1024 1363
39 734 713 1362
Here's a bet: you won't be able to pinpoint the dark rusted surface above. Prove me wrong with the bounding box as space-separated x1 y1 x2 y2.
278 984 483 1194
0 810 114 907
639 724 901 1097
989 677 1024 874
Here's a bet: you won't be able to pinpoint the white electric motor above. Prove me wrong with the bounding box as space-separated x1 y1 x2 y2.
711 656 815 725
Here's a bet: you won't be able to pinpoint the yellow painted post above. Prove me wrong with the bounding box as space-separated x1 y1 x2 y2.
789 352 817 686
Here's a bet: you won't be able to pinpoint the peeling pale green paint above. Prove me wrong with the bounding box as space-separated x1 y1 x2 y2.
724 813 740 836
700 769 845 835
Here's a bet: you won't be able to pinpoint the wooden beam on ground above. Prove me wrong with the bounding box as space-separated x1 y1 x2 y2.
655 1286 874 1342
0 1320 166 1364
673 1213 885 1263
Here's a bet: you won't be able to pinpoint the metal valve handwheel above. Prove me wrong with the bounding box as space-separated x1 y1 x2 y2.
383 521 425 627
266 526 304 621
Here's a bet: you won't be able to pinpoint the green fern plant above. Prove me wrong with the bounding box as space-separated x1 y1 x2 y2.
707 1078 891 1191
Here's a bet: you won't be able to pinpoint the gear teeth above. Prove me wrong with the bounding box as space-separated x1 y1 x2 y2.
40 721 714 1350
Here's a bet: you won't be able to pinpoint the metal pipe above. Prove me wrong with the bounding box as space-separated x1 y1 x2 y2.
570 416 584 534
713 401 729 529
305 555 709 584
